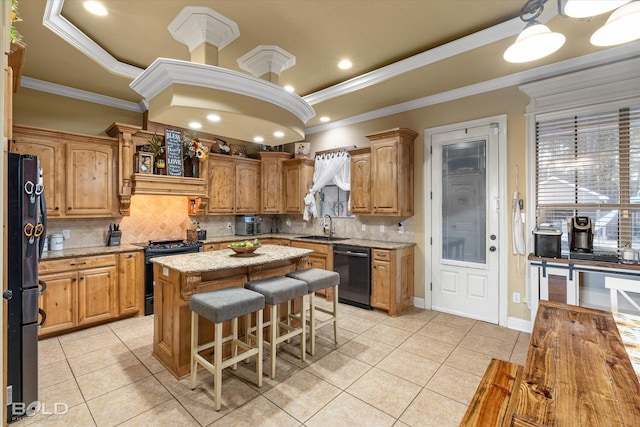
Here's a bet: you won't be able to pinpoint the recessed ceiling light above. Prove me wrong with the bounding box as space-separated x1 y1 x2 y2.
273 131 285 138
284 85 295 93
84 1 108 16
338 59 352 70
254 136 264 143
320 116 331 123
206 114 221 122
188 122 202 129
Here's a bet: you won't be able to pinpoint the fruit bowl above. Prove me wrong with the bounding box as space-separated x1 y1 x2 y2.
228 244 260 254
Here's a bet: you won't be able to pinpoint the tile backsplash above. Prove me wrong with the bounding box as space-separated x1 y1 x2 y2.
46 195 415 249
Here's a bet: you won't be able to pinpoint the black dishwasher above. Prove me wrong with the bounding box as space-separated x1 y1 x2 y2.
333 245 371 309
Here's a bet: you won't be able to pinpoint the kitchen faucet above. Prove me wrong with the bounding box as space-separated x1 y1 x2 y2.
323 214 334 238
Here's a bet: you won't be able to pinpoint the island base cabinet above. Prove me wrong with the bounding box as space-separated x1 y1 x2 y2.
371 247 414 316
77 266 118 326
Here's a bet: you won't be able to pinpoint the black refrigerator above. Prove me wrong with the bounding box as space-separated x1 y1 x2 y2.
6 153 47 423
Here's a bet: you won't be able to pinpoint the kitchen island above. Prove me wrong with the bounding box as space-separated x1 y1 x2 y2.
151 244 312 378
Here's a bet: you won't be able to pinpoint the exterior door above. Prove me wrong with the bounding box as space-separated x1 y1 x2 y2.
430 124 501 323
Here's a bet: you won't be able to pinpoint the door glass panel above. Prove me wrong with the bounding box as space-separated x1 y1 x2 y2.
442 140 486 263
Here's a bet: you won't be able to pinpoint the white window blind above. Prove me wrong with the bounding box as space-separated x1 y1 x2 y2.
535 106 640 253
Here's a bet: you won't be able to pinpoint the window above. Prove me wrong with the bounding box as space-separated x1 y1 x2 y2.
319 185 353 217
535 106 640 253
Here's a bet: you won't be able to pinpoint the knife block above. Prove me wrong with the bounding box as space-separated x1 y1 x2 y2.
107 230 122 246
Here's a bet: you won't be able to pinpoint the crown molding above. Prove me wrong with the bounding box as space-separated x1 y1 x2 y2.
168 6 240 52
237 45 296 77
20 77 145 112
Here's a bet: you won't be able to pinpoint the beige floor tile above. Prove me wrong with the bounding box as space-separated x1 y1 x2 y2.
233 352 300 391
66 342 135 377
112 321 155 345
415 322 469 345
517 331 532 345
377 348 440 386
426 365 482 405
381 314 430 332
337 334 395 365
336 314 378 334
346 367 421 418
469 321 520 344
26 402 97 427
76 356 151 400
350 308 389 323
108 314 154 331
362 323 413 347
510 342 529 365
458 334 514 361
38 359 74 389
305 392 396 427
401 307 440 322
176 375 260 425
399 388 467 427
316 324 358 347
210 395 300 427
263 370 341 422
60 330 122 358
38 338 65 366
444 346 495 377
119 399 199 426
398 334 456 363
56 324 112 344
134 348 167 374
305 350 371 389
87 376 172 427
38 378 85 410
122 333 153 354
429 313 476 331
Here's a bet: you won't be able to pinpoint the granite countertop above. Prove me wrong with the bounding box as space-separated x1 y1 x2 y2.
150 244 313 274
41 244 143 260
201 233 415 250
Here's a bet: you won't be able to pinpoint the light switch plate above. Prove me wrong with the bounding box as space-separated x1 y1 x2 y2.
361 224 366 232
380 225 385 233
62 229 71 239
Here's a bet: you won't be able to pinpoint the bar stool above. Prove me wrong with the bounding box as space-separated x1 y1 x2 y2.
286 268 339 355
245 276 308 378
189 287 265 411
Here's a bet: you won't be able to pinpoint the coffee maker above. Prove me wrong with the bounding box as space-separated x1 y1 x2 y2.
569 216 594 253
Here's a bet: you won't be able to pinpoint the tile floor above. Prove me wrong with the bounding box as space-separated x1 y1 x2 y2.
14 301 530 426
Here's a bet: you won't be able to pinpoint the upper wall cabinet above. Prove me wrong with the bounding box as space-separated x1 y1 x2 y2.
259 152 292 214
366 128 417 216
207 154 261 214
12 125 119 217
349 147 372 214
282 158 314 214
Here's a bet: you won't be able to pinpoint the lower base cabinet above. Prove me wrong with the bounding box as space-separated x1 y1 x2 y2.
38 251 143 337
371 246 414 316
289 240 334 299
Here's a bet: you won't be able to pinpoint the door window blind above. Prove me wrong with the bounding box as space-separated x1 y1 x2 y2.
535 106 640 253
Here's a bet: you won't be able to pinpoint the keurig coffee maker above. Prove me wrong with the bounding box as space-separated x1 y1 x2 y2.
569 216 594 253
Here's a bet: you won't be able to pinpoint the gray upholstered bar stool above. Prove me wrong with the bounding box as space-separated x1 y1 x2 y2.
189 287 265 411
286 268 339 355
245 276 308 379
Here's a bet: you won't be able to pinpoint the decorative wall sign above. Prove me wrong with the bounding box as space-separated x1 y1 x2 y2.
165 128 183 176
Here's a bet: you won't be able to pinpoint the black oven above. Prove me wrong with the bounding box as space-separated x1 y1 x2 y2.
142 239 202 315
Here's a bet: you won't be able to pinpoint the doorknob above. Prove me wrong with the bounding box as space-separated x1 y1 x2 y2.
489 246 497 252
3 290 13 300
490 234 496 240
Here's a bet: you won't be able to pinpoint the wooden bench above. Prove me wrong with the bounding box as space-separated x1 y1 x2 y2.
459 358 523 427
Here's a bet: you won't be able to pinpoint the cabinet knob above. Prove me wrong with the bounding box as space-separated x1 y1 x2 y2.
80 276 84 280
54 206 60 211
67 206 72 210
72 278 77 282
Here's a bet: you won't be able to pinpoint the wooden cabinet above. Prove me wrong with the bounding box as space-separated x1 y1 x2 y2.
349 147 372 214
366 128 417 216
118 251 144 316
371 246 414 316
38 252 143 337
289 240 334 298
283 158 314 214
259 152 292 213
207 154 261 214
11 125 119 218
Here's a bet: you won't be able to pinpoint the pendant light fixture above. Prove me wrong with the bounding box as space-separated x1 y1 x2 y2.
504 0 639 63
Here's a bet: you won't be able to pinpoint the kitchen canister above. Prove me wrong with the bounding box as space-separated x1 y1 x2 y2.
50 234 64 251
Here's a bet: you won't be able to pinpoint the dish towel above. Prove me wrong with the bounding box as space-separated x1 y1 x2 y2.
303 192 317 221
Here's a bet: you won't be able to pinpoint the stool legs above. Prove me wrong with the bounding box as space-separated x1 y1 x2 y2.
214 322 223 411
308 285 338 356
266 298 306 379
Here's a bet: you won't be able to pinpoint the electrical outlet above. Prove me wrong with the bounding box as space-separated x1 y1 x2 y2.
62 229 71 239
226 222 232 229
380 225 385 233
361 224 366 232
513 292 521 303
398 222 404 234
303 222 307 228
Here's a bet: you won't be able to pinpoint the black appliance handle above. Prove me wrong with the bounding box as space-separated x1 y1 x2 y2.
38 180 47 261
333 250 369 258
38 279 47 295
38 308 47 328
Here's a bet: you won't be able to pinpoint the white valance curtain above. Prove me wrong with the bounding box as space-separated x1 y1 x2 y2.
303 151 350 221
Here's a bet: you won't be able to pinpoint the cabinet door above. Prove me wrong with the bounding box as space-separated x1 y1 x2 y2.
11 138 64 217
350 152 371 213
371 259 391 310
208 157 235 213
283 163 303 213
235 161 260 213
371 139 398 214
65 143 115 216
118 252 143 316
78 266 118 326
38 271 78 336
262 158 282 213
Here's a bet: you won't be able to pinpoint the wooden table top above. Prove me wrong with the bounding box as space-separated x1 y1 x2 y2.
512 301 640 426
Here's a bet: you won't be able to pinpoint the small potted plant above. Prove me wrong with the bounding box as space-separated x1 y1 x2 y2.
147 134 165 174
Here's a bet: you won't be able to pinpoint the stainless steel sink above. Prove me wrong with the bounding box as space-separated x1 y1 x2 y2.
296 235 349 242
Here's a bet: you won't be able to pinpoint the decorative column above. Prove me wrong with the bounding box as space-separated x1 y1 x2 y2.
237 45 296 85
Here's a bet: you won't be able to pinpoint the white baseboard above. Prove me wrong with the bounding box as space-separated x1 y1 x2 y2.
508 316 532 333
413 297 426 309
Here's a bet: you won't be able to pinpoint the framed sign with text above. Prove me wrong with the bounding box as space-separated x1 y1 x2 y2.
164 128 183 176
